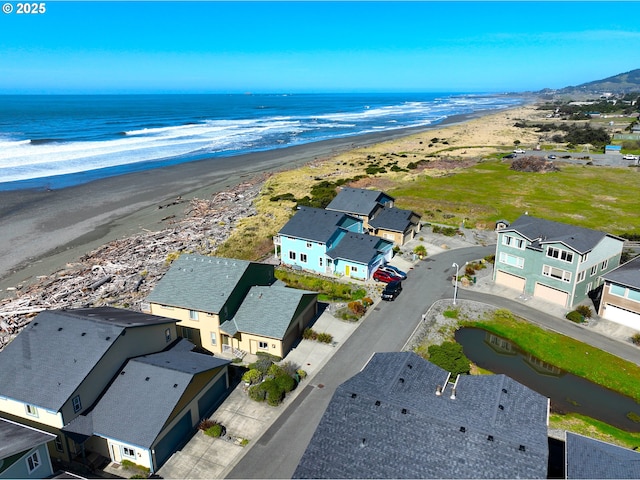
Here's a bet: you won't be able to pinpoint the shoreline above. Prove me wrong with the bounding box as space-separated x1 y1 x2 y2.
0 103 532 298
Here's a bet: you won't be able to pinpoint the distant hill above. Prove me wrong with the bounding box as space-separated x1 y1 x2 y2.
540 69 640 95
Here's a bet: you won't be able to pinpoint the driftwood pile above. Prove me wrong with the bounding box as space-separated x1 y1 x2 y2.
510 156 560 173
0 179 263 350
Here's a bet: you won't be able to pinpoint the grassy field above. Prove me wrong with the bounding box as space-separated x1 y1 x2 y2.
550 413 640 449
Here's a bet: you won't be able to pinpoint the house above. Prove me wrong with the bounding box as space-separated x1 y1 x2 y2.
276 207 392 280
494 214 624 308
145 254 275 356
326 187 421 245
0 418 55 479
597 255 640 330
605 145 622 155
294 351 549 479
145 254 318 358
0 307 230 475
565 431 640 479
219 285 317 358
63 338 230 473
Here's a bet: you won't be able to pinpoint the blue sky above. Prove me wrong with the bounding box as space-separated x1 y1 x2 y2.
1 1 639 94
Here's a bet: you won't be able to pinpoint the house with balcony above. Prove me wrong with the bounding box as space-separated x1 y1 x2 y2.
597 255 640 330
294 351 549 479
326 187 421 245
0 307 229 475
276 207 393 280
494 215 624 308
145 254 318 358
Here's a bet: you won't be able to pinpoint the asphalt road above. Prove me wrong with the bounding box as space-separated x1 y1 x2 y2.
226 246 493 479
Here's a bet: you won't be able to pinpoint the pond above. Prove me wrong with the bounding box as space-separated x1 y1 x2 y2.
455 327 640 433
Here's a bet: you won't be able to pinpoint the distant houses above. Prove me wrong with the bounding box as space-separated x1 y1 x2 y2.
494 214 624 308
294 351 550 479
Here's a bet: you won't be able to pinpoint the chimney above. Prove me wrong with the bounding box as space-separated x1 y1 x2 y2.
435 385 442 396
450 387 456 400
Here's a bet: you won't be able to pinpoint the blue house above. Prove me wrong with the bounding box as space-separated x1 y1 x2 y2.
276 207 393 280
0 418 55 479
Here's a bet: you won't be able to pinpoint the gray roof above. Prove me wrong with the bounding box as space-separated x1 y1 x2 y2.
294 352 549 479
278 207 358 243
601 255 640 290
369 207 419 233
501 214 615 254
0 307 174 411
64 341 229 449
146 254 253 313
326 188 394 217
0 418 55 460
326 232 393 265
566 432 640 479
220 285 316 339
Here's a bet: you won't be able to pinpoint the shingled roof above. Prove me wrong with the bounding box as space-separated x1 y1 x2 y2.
0 418 55 460
326 187 394 217
146 254 254 313
278 207 360 243
64 339 229 449
294 352 549 479
0 307 174 412
369 207 419 233
326 232 393 265
566 432 640 479
220 285 316 339
601 255 640 290
501 214 618 254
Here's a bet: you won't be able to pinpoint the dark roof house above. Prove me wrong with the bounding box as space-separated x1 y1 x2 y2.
565 431 640 479
326 187 394 218
278 207 362 245
294 351 549 479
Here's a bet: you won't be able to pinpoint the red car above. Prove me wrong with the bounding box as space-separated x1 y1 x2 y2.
373 268 403 283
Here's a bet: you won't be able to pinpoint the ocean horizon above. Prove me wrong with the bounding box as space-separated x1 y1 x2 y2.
0 93 526 191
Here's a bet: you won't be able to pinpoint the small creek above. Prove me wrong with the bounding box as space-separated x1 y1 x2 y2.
455 327 640 432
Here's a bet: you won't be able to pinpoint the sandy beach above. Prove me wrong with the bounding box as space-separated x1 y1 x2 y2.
0 101 540 300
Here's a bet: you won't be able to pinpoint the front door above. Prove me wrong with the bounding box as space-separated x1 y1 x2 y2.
109 442 122 463
345 265 350 277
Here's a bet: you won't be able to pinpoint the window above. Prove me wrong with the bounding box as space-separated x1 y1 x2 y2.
577 270 586 282
306 241 312 248
590 265 598 276
289 251 296 260
55 436 64 453
72 395 82 413
258 341 268 350
351 266 358 272
165 328 172 343
580 253 589 263
547 247 573 263
601 259 609 270
25 404 38 417
502 235 524 249
210 332 217 346
319 257 323 267
26 451 40 473
300 253 308 263
189 310 199 321
123 447 135 458
499 252 524 269
610 284 626 297
542 265 571 282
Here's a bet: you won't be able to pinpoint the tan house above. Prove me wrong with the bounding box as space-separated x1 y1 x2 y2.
145 254 317 358
597 255 640 330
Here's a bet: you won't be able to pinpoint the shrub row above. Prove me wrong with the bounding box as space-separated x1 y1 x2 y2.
303 328 333 343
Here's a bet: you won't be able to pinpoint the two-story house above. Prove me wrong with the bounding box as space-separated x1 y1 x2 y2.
597 255 640 330
0 307 231 475
0 418 55 479
494 215 625 308
294 351 549 479
276 207 393 280
145 254 318 358
326 187 421 246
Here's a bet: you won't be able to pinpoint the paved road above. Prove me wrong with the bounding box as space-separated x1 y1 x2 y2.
226 246 493 479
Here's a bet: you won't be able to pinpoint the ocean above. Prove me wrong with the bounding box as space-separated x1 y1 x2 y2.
0 93 525 191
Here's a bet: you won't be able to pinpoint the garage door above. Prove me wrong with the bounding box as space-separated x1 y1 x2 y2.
602 304 640 329
534 283 569 307
495 271 526 292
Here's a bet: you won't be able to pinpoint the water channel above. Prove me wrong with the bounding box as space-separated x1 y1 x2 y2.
455 327 640 433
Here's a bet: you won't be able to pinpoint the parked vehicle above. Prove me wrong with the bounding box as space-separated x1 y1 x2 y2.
502 153 516 159
547 154 557 160
513 148 526 154
378 265 407 280
381 280 403 301
623 154 638 160
373 268 403 283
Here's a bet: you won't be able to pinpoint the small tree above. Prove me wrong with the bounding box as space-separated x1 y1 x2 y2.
414 245 427 258
427 342 470 376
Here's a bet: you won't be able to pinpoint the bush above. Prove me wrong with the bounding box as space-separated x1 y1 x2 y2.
575 305 593 319
275 374 296 393
303 328 316 340
204 423 224 438
248 357 273 375
242 369 263 385
348 301 366 316
362 297 373 307
262 379 285 406
199 419 217 431
248 383 267 402
317 332 333 343
631 333 640 346
267 363 285 378
427 341 470 377
296 369 308 380
414 245 427 257
566 310 585 323
278 361 299 377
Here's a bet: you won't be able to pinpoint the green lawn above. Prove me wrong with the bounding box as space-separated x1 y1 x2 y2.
391 160 640 234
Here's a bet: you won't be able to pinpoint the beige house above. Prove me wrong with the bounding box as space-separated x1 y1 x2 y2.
597 255 640 330
145 254 317 359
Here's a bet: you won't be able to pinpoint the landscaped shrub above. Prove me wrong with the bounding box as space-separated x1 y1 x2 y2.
199 419 217 431
443 308 459 319
278 361 299 377
248 357 273 375
267 363 285 378
242 369 263 385
317 332 333 343
427 341 470 377
248 383 267 402
631 333 640 346
303 328 316 340
575 305 593 319
413 245 427 257
566 310 585 323
348 301 366 316
275 374 297 393
362 297 373 307
261 379 285 406
204 423 224 438
296 369 308 380
465 265 476 276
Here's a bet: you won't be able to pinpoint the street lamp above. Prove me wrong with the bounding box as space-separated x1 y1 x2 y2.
452 263 459 305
